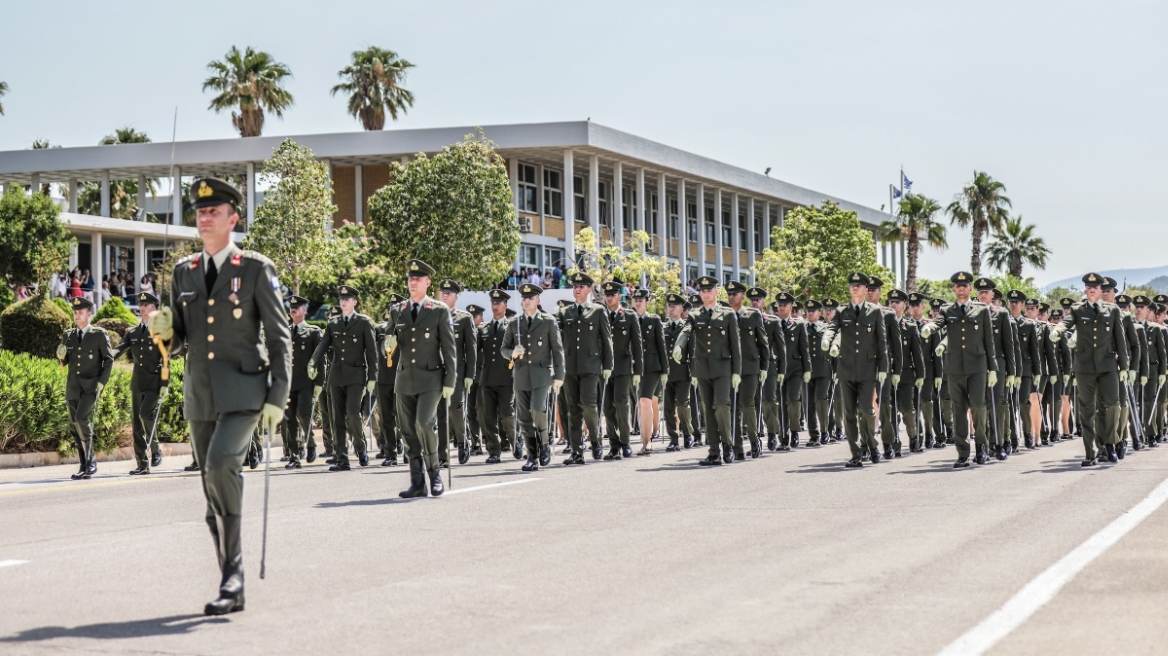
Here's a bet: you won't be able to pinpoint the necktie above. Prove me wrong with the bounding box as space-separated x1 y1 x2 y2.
344 316 349 329
577 304 584 318
959 304 966 318
411 303 418 320
205 255 218 294
527 316 533 331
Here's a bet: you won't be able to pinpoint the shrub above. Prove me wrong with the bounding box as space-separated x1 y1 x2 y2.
0 294 73 359
94 297 138 324
51 296 71 316
94 318 134 345
0 284 13 315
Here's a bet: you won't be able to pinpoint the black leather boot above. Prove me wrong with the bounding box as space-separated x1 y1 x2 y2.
204 515 244 616
398 459 427 498
428 455 445 497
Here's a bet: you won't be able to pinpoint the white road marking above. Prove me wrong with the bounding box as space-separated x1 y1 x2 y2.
0 560 28 569
444 478 542 496
938 472 1168 656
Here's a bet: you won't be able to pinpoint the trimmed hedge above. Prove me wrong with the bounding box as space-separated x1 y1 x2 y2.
0 294 73 359
94 297 138 324
95 318 134 344
0 350 189 454
51 296 71 316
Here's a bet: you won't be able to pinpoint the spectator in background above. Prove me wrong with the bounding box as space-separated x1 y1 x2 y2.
69 270 82 298
507 269 518 290
529 269 541 285
96 280 111 307
139 274 154 296
51 272 68 298
81 269 93 292
552 265 563 289
544 270 553 288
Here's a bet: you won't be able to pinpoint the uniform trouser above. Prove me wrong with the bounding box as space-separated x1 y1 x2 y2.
1116 377 1132 446
437 379 467 465
698 376 733 460
1143 379 1161 437
989 369 1008 447
733 373 761 455
329 383 367 466
376 381 398 458
920 379 936 439
131 389 162 468
516 385 551 459
762 369 781 438
1018 376 1035 440
467 381 482 448
779 375 804 440
662 378 693 442
67 393 98 467
893 377 919 446
939 378 953 437
1075 370 1119 458
282 387 313 464
878 377 899 448
397 389 443 469
690 385 704 436
603 374 633 452
806 376 832 440
840 378 877 459
1051 380 1065 435
191 412 259 517
563 373 601 457
480 384 516 456
950 372 989 460
318 387 333 453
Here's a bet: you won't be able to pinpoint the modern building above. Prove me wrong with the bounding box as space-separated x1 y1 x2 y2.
0 121 907 292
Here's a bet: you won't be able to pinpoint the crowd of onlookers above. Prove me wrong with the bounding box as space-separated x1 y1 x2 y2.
41 269 157 309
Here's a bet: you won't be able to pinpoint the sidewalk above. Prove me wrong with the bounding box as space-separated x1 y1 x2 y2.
0 442 193 470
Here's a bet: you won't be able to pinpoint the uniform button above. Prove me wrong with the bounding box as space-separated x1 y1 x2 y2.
208 352 215 359
207 335 215 342
208 299 215 306
207 317 214 324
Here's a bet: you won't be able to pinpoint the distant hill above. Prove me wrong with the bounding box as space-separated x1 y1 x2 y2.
1043 265 1168 292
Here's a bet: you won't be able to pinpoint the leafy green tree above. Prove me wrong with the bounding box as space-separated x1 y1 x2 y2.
203 46 294 137
1043 285 1081 307
992 273 1042 301
947 171 1011 275
914 278 956 303
243 139 343 296
366 131 520 293
76 128 156 218
572 227 681 313
877 193 947 292
152 239 201 306
985 216 1051 278
0 186 74 290
331 47 415 131
753 200 892 301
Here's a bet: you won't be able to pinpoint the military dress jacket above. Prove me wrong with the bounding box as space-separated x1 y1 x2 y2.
735 307 770 377
311 312 378 387
501 312 565 391
896 316 926 380
389 297 457 395
1145 321 1167 378
452 308 479 385
986 307 1018 378
554 303 614 377
821 302 888 383
114 322 165 393
1052 302 1130 374
1120 312 1148 381
778 316 811 377
687 304 742 380
1015 317 1043 378
61 326 115 401
923 302 997 377
169 244 292 421
881 307 904 378
638 312 670 375
289 321 324 391
807 320 833 379
664 319 692 382
477 316 515 388
763 313 789 380
375 306 402 385
1038 322 1061 381
607 306 644 378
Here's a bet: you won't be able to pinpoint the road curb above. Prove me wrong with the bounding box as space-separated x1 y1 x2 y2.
0 443 193 469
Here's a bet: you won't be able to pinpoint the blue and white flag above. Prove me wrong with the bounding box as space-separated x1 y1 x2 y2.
901 171 913 191
890 184 902 199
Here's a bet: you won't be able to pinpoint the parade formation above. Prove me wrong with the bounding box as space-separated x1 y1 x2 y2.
50 178 1161 618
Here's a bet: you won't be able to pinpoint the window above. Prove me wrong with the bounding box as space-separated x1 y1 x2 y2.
739 212 747 252
722 270 732 285
722 210 732 247
705 207 715 244
598 182 609 227
518 244 538 267
574 176 586 222
668 197 679 239
687 267 698 285
754 215 763 253
544 247 564 272
517 163 537 213
543 169 562 217
650 193 659 236
621 186 631 231
687 202 698 243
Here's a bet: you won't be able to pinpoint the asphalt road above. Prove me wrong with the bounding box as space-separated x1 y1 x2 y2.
2 432 1166 656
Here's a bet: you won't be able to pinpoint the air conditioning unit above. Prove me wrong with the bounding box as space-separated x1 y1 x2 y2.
518 216 533 233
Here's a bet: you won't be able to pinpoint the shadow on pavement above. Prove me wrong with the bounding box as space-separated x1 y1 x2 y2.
448 470 529 479
635 462 713 472
1020 462 1099 474
0 614 227 642
786 463 848 474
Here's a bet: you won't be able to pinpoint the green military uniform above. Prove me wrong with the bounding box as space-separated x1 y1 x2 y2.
601 281 643 459
435 280 477 467
1011 299 1044 448
501 283 565 470
112 292 167 474
978 286 1016 457
374 293 405 466
731 284 770 458
310 285 378 470
464 304 486 455
635 288 669 404
317 305 341 458
761 300 789 450
1135 296 1167 441
886 289 925 457
804 300 833 446
907 294 940 449
58 296 115 479
391 260 457 497
690 276 742 465
283 296 323 468
662 294 694 450
927 298 954 444
774 292 809 449
555 272 614 464
478 290 518 462
1110 290 1146 454
869 279 904 457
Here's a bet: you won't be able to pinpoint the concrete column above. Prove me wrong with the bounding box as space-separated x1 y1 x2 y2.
537 164 545 224
172 166 182 226
137 175 147 217
354 164 363 224
731 192 741 281
696 183 706 277
613 160 623 248
589 155 600 251
713 188 724 279
562 149 575 267
30 174 40 195
677 178 687 282
323 160 333 232
69 242 78 270
246 162 256 227
134 236 146 293
747 197 756 283
91 233 103 308
635 167 646 247
100 170 111 217
509 157 519 208
763 201 771 251
69 179 78 213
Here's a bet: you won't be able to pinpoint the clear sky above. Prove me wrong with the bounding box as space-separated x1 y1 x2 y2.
1 0 1164 285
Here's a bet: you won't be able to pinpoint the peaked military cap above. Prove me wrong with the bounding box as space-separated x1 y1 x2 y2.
1060 297 1075 308
489 289 511 302
886 289 908 302
631 288 651 300
866 276 884 289
1050 309 1063 319
328 305 342 318
695 275 719 290
1039 302 1050 312
70 296 94 311
337 284 359 299
1155 304 1166 314
1115 294 1132 306
1102 276 1118 291
601 281 623 295
804 299 822 311
505 308 517 318
466 304 485 315
406 259 435 278
822 298 840 308
746 287 768 301
993 289 1004 301
1024 298 1040 307
792 301 803 311
950 271 973 284
438 279 462 294
847 272 871 287
519 283 543 298
718 300 731 308
774 291 795 304
138 291 160 306
387 293 405 304
557 299 573 308
286 294 308 308
907 292 926 305
725 280 748 294
973 277 996 291
1006 289 1026 302
666 293 686 305
1082 272 1103 286
1134 295 1151 306
688 294 702 306
930 298 945 310
569 272 594 286
1154 294 1168 305
190 177 243 210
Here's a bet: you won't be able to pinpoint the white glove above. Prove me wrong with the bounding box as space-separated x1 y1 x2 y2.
820 335 832 352
934 377 942 389
891 374 900 387
314 385 323 397
1048 330 1060 343
1160 374 1166 387
366 380 376 395
672 346 683 363
464 377 473 390
554 379 564 392
732 374 741 390
1034 375 1043 390
95 383 104 397
603 369 612 381
1067 334 1077 348
759 370 768 385
442 386 454 400
511 344 526 359
660 374 668 388
802 371 811 383
691 377 698 387
920 324 934 339
633 375 641 388
877 372 887 385
915 377 924 390
829 344 840 358
57 344 67 360
147 306 173 341
987 371 998 388
1141 375 1149 386
260 402 283 434
385 334 398 351
159 385 169 400
935 343 946 357
307 363 317 380
832 374 837 383
1006 375 1017 389
1065 375 1071 386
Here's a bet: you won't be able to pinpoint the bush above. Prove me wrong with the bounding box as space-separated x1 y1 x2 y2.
0 294 73 359
51 296 71 316
0 284 13 315
94 297 137 324
0 350 189 454
94 318 134 345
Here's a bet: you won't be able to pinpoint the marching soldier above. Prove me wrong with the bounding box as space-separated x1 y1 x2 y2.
867 277 903 459
309 285 378 471
282 295 322 469
465 304 486 456
907 293 939 448
436 280 478 467
1023 298 1054 446
633 288 668 455
479 289 519 463
601 280 643 460
975 282 1017 459
146 177 291 615
820 272 889 467
804 300 832 447
886 289 925 456
691 276 742 465
319 305 342 462
774 292 810 449
920 271 998 468
928 297 954 445
1006 292 1041 449
1108 288 1147 455
112 291 167 474
821 298 844 442
556 273 614 464
1135 296 1167 444
501 283 565 470
58 296 115 480
757 290 788 450
374 293 405 466
727 283 769 459
1037 302 1062 444
388 260 457 497
663 293 694 450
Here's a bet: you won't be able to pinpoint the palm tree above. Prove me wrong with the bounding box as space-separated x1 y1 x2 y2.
946 171 1011 275
203 46 294 137
985 216 1051 278
0 81 7 115
877 193 948 292
77 128 157 217
331 47 415 130
30 139 57 195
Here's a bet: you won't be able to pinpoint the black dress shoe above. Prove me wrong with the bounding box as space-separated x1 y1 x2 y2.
86 459 97 475
323 450 334 458
1081 458 1098 467
591 445 603 460
698 457 722 466
184 462 201 472
1040 436 1050 446
522 458 536 472
428 467 444 497
1024 436 1035 449
974 445 987 465
750 445 762 459
996 446 1007 460
908 438 919 453
1132 440 1142 452
399 459 427 498
285 460 301 470
71 469 86 480
471 446 485 456
381 456 398 466
375 448 387 460
280 455 290 462
684 436 694 449
1118 442 1127 459
485 454 501 464
924 435 935 449
306 445 317 463
933 440 947 449
325 456 337 465
358 451 369 467
666 443 680 452
767 436 777 451
953 458 970 468
204 592 245 616
733 452 746 462
128 467 143 476
791 432 800 448
328 462 351 472
458 441 470 465
1107 445 1118 463
560 444 573 454
539 445 552 467
723 450 735 464
870 450 881 464
512 442 524 460
562 454 585 465
602 451 622 461
806 438 821 447
622 445 633 458
845 458 862 468
151 451 163 467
